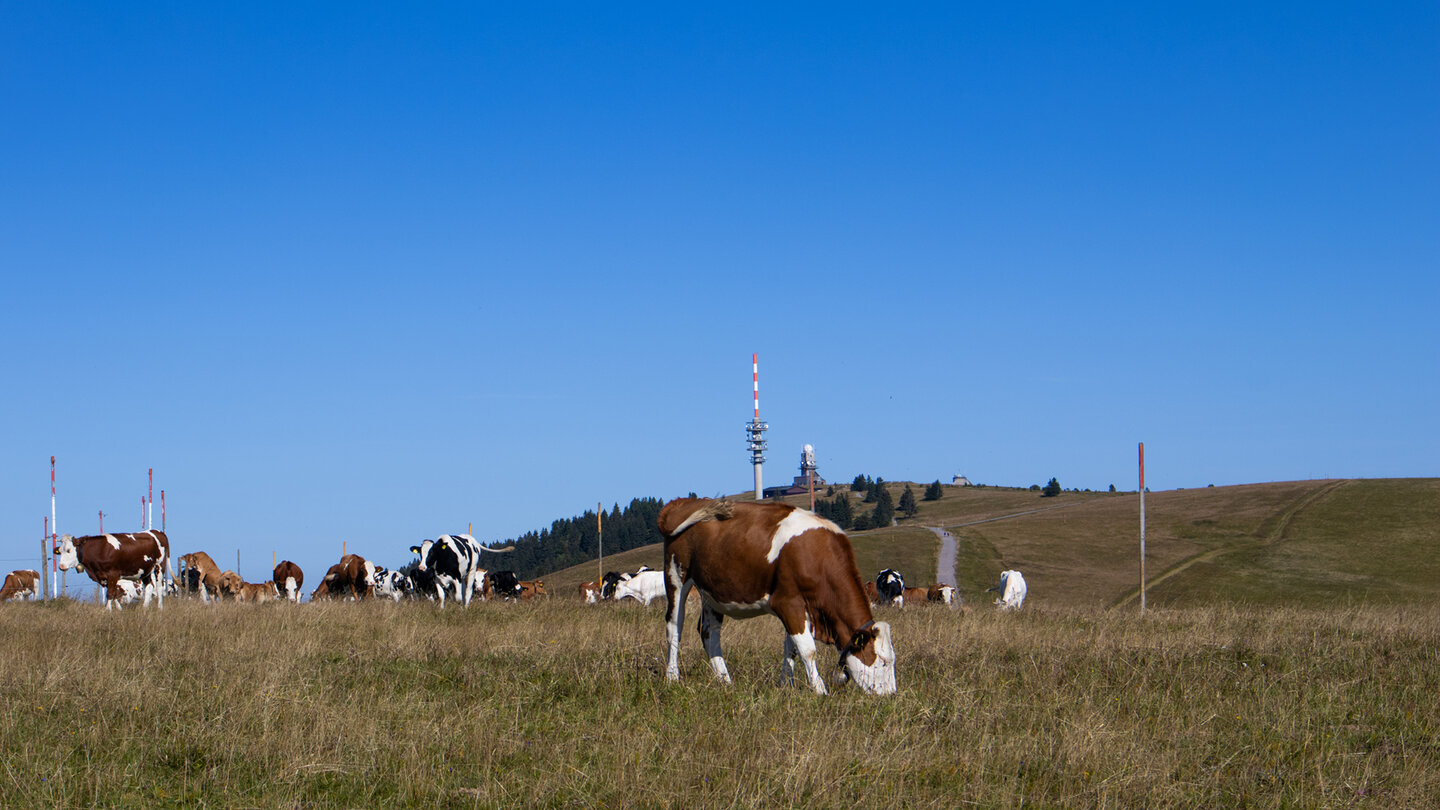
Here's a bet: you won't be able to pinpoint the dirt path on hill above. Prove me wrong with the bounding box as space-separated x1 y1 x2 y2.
926 526 958 588
1109 479 1351 610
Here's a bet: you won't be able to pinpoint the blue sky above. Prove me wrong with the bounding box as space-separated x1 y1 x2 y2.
3 3 1436 592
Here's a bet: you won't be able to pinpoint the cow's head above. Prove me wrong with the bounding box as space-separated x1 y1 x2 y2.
216 570 243 598
410 540 434 572
837 621 897 696
54 535 79 571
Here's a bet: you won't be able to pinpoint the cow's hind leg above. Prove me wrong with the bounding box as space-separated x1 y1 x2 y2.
698 607 732 684
664 577 689 682
779 635 798 685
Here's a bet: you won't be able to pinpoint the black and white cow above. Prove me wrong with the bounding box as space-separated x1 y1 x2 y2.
487 570 522 600
600 565 652 600
876 569 905 608
372 567 414 602
409 534 485 607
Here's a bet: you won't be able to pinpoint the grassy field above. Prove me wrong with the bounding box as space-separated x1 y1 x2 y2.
1 598 1435 808
5 479 1436 807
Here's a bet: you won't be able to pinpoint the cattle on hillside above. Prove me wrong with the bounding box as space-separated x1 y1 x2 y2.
600 566 652 600
373 567 414 602
579 582 600 603
659 498 896 695
518 579 547 601
901 586 929 606
238 581 279 603
310 563 347 600
927 584 956 605
991 569 1027 611
215 570 244 600
55 531 171 610
178 551 224 602
410 535 486 607
0 569 40 601
876 569 905 608
487 570 522 601
613 570 664 606
273 560 304 603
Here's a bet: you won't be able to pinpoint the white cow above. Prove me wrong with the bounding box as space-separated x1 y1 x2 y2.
613 570 665 606
993 570 1027 611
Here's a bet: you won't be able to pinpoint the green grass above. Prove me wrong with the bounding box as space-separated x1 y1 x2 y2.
2 599 1436 808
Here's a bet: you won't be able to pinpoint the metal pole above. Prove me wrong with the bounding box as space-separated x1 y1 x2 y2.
50 456 57 599
148 468 153 530
41 518 48 603
1139 442 1147 615
597 502 603 585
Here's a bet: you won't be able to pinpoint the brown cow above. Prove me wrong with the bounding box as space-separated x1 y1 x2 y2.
901 586 929 606
863 580 880 605
579 582 600 603
310 563 345 600
0 569 41 601
55 531 171 610
273 560 304 603
519 580 548 601
659 498 896 695
178 551 224 601
311 555 376 601
927 584 956 605
215 570 244 599
238 581 279 603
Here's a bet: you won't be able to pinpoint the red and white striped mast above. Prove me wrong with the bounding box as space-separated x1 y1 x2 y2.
147 468 153 530
746 353 769 500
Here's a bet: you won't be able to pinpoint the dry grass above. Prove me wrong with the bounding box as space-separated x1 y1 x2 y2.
2 597 1436 808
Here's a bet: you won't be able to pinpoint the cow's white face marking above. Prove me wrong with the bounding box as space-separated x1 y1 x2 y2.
106 535 122 550
842 621 897 695
55 537 79 570
767 510 841 563
414 540 434 572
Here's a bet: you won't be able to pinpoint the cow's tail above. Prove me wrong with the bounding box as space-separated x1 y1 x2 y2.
657 498 735 538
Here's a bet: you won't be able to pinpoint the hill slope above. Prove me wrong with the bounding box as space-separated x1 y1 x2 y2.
538 479 1440 610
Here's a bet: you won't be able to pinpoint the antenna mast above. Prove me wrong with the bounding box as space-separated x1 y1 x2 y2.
746 353 768 500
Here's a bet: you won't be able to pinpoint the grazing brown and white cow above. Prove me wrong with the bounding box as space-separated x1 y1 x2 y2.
55 530 171 610
0 569 41 601
518 580 548 601
659 498 896 695
178 551 225 602
579 582 600 603
310 555 376 601
273 560 303 603
238 581 279 603
927 584 956 605
310 563 346 600
901 586 929 606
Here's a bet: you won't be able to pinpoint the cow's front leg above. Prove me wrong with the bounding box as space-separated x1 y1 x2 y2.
698 607 731 684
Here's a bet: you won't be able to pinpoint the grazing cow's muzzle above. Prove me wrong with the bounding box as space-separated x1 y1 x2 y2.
838 621 897 695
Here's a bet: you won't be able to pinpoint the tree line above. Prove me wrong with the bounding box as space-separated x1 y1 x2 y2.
490 497 666 580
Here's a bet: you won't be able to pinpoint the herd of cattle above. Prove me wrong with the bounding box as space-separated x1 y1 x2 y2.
2 498 1031 697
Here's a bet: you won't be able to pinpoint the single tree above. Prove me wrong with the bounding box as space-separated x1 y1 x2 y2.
871 486 895 527
899 484 918 518
1042 477 1061 497
923 480 944 501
